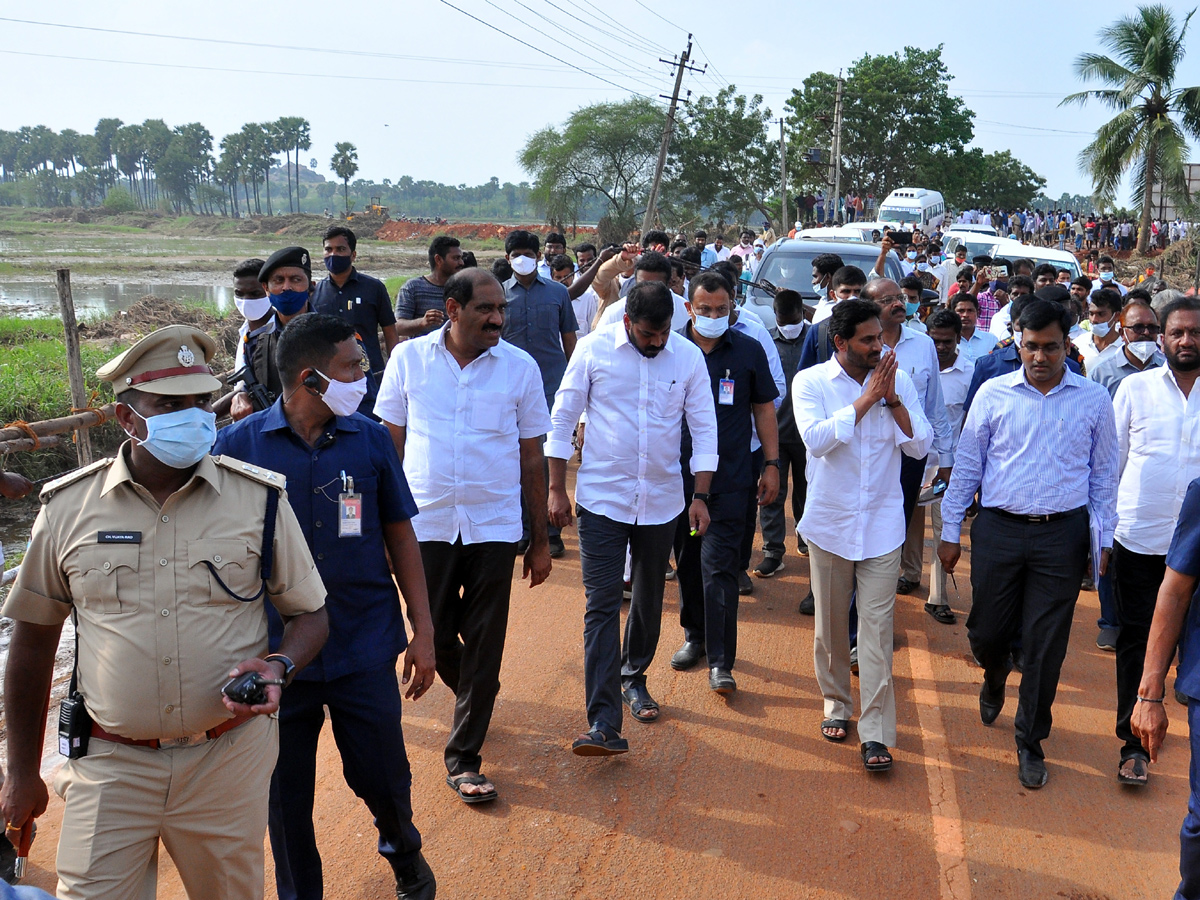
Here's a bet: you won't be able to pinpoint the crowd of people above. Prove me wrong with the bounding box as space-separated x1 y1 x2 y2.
955 207 1197 252
3 218 1200 899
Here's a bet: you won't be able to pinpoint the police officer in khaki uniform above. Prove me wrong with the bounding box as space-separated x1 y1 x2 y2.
0 325 330 900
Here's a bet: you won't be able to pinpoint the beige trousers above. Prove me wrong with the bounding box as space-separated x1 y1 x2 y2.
901 505 926 582
809 540 902 746
926 498 951 607
53 715 277 900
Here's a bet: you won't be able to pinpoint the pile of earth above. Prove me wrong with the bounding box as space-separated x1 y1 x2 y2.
79 296 240 372
374 221 598 243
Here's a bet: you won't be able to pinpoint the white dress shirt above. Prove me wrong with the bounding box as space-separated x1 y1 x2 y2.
1113 366 1200 555
732 310 786 451
812 297 839 324
1075 331 1123 368
233 316 277 371
546 322 718 526
596 290 691 331
792 359 932 560
572 286 600 339
886 325 954 466
374 328 551 544
938 351 975 450
988 304 1012 339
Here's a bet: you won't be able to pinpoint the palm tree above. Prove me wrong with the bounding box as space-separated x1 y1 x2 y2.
330 142 358 215
1062 5 1200 253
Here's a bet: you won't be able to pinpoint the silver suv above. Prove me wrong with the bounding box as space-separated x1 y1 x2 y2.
743 238 905 330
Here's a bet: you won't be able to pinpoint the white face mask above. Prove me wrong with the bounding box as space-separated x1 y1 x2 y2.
1127 340 1158 363
509 254 538 277
691 314 730 339
778 322 804 340
235 294 273 321
1012 330 1023 348
1091 318 1113 338
315 370 367 417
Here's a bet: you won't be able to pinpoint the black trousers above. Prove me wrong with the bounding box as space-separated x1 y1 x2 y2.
269 661 422 900
1112 540 1168 759
761 441 807 558
419 538 517 775
577 508 676 734
900 451 926 527
676 490 751 670
966 508 1088 759
738 448 765 571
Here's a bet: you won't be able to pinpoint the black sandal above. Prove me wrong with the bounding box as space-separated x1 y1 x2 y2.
571 726 630 757
621 684 661 724
446 773 498 804
821 718 850 743
1117 755 1149 787
924 603 957 624
861 741 893 772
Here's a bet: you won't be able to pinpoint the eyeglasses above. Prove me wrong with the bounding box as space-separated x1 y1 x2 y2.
1124 324 1161 336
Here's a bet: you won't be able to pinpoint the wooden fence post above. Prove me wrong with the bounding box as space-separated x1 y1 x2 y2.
55 268 94 467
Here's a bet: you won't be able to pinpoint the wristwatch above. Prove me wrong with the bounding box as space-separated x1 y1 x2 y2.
885 399 903 408
264 653 297 687
692 492 711 503
764 459 782 469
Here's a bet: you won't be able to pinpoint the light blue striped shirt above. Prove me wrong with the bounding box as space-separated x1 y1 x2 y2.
940 366 1119 545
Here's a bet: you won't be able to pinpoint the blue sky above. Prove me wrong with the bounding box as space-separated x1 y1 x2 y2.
2 0 1198 206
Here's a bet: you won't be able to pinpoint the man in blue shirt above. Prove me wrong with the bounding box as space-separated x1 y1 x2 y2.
503 229 578 558
213 313 437 900
1134 478 1200 898
694 229 718 269
939 299 1119 790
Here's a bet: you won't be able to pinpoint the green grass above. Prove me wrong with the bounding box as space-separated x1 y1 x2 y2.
384 276 410 297
0 262 15 274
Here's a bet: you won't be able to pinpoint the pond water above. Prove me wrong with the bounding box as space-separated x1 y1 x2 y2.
0 281 231 319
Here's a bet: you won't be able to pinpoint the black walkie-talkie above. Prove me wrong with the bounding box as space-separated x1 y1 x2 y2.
57 610 91 759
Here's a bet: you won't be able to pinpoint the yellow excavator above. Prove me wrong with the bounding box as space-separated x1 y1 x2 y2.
345 196 389 221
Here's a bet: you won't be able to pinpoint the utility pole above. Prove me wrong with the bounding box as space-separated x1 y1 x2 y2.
642 34 704 236
779 118 788 231
827 73 844 222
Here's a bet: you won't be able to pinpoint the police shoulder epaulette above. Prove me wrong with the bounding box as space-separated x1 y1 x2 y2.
39 457 115 501
211 455 287 491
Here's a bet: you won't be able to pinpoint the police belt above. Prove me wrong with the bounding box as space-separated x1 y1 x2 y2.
90 713 253 749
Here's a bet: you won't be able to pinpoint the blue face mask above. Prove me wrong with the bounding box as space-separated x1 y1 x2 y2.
270 288 309 316
905 301 920 317
324 254 352 275
127 406 217 470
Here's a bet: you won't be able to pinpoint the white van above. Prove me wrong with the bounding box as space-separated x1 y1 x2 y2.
878 188 946 235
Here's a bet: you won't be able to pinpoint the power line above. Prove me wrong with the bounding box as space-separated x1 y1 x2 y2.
0 48 641 92
557 0 674 58
438 0 655 97
485 0 662 90
631 0 688 33
691 38 729 87
977 120 1092 135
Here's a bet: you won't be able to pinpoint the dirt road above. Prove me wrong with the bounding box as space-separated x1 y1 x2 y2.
12 505 1191 899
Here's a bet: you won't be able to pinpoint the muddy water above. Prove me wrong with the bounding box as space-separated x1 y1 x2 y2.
0 281 231 319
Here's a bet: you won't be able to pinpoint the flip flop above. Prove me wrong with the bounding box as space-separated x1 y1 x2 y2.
571 727 629 757
621 684 661 724
1117 755 1148 787
821 718 850 743
861 741 893 772
446 773 498 804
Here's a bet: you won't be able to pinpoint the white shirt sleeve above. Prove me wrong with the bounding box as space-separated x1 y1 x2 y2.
682 351 719 474
546 345 591 460
373 346 408 427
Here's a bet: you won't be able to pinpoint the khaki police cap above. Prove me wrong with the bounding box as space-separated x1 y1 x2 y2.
97 324 224 396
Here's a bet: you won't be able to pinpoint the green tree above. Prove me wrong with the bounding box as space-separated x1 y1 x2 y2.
520 97 664 234
929 148 1046 210
670 86 780 229
1062 5 1200 253
785 46 975 200
330 142 359 214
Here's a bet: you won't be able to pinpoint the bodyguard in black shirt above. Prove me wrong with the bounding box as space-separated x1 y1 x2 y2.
669 271 780 694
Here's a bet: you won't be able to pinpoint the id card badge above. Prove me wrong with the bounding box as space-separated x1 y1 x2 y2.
337 470 362 538
718 370 735 406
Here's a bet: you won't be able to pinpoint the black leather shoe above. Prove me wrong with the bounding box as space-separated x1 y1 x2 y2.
798 589 815 616
737 571 754 595
395 852 436 900
670 641 705 670
709 667 736 694
548 536 565 558
979 682 1004 725
516 538 530 554
1017 750 1048 789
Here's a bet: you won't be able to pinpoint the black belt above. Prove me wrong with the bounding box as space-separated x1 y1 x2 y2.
983 506 1086 524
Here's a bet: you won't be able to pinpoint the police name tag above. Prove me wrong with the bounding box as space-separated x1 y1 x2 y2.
718 374 735 406
97 531 141 544
339 493 362 538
